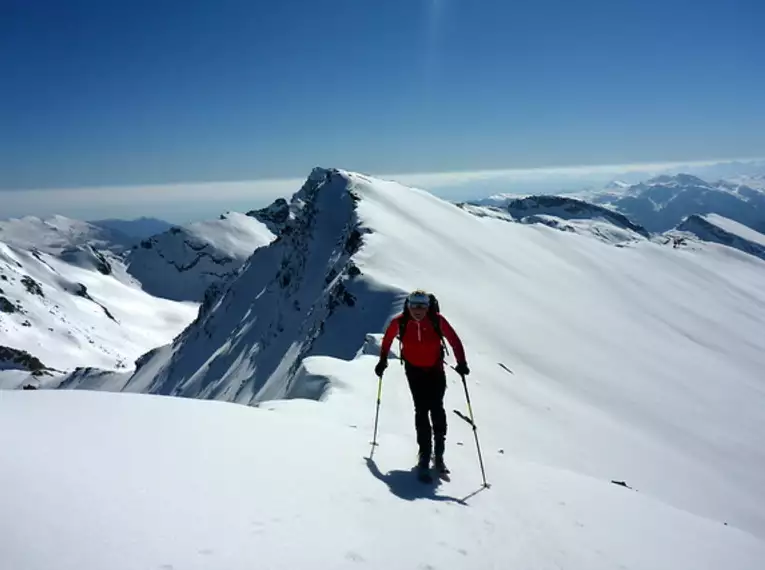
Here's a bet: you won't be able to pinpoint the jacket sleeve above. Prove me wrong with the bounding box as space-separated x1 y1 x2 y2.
439 315 466 364
379 316 400 360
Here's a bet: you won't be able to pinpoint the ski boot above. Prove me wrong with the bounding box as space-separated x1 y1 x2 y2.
434 455 450 479
416 449 433 483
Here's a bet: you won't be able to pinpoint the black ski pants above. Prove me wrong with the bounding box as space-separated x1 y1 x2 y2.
404 361 447 458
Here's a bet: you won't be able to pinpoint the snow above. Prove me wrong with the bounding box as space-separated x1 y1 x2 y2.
703 213 765 247
1 389 763 570
0 241 197 371
673 214 765 262
125 211 277 301
485 194 650 242
183 212 277 259
0 369 32 389
97 168 765 541
726 174 765 191
581 174 765 233
2 168 765 568
0 214 133 254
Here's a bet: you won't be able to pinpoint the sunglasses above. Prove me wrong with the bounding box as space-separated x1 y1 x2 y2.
409 302 429 309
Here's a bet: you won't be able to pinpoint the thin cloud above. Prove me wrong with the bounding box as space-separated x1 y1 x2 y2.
1 158 762 223
0 178 304 223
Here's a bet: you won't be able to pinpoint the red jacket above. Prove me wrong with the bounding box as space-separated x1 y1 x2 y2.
380 313 466 368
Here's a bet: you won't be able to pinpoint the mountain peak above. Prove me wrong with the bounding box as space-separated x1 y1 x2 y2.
604 179 631 190
123 165 366 402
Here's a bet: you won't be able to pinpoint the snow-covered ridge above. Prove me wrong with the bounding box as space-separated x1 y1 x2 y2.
675 214 765 261
48 167 765 542
505 195 649 239
125 210 280 301
2 164 765 570
463 194 649 243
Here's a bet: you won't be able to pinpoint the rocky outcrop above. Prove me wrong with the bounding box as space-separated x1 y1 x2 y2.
247 198 291 234
0 296 17 313
0 345 49 374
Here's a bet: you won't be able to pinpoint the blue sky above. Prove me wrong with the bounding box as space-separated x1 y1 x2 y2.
1 0 763 211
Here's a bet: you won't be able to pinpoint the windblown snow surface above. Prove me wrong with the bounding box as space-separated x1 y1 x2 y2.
2 169 765 569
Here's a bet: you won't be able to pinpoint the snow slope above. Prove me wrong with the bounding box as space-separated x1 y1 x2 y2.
0 241 197 377
0 214 134 254
699 213 765 247
1 389 762 570
464 194 650 244
585 174 765 233
675 213 765 261
125 210 280 301
75 167 765 542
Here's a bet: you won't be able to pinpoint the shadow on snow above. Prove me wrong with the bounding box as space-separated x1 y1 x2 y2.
364 457 487 506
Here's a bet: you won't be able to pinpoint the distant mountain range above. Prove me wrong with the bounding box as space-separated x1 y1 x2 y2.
89 217 174 239
582 174 765 233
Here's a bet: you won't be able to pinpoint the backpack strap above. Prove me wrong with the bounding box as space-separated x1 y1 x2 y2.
398 303 410 365
429 311 449 360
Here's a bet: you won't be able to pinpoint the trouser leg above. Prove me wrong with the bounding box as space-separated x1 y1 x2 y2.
405 363 447 463
429 366 447 460
405 363 432 461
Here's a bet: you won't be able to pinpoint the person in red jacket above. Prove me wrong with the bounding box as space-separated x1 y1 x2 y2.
375 290 470 473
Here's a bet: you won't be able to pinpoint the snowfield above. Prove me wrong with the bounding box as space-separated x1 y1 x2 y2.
2 168 765 569
1 389 763 570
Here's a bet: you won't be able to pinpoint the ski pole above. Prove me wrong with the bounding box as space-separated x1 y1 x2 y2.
456 369 489 488
370 375 383 458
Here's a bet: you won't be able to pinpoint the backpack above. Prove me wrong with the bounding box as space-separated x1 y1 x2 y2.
397 293 449 364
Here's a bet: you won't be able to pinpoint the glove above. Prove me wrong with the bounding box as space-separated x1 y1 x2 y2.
374 358 388 377
455 361 470 376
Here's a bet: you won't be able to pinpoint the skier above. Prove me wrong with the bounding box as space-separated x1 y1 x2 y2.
375 290 470 479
